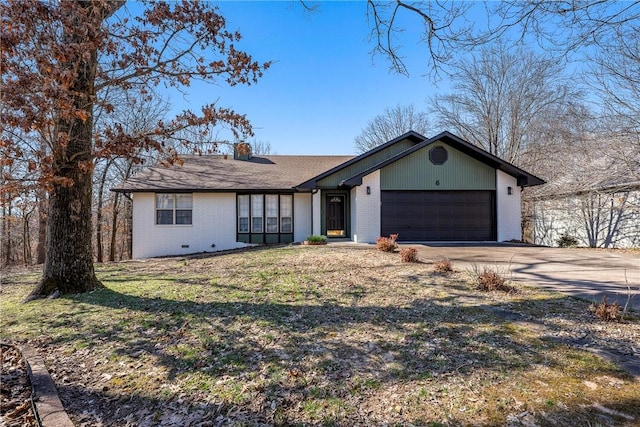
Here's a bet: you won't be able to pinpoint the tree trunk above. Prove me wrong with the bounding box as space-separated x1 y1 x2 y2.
35 192 47 264
109 190 120 262
23 208 33 266
5 204 12 265
34 170 100 295
96 162 110 263
2 203 9 267
30 4 102 297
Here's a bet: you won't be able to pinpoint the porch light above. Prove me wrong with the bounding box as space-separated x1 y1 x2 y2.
366 186 371 195
508 186 513 195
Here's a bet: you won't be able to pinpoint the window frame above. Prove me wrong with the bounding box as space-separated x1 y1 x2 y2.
237 195 250 233
280 194 293 233
155 193 193 225
237 193 294 243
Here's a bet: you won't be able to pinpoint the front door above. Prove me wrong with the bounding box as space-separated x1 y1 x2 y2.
326 194 346 237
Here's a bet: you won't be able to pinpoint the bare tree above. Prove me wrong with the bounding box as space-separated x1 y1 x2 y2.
366 1 640 76
250 140 274 156
430 43 577 164
589 19 640 137
93 89 170 262
1 1 270 296
354 104 430 153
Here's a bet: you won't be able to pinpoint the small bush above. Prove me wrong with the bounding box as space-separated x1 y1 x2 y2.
305 235 327 243
472 267 516 293
433 258 453 273
589 296 621 322
556 232 579 248
376 234 398 252
399 247 418 263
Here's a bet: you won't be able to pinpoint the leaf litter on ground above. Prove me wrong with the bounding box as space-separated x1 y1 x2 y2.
1 245 639 426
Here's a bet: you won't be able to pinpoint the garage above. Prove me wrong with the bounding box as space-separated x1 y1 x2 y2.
380 190 496 241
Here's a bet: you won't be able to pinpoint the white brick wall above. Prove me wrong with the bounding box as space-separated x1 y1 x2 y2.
351 170 381 243
496 170 522 241
132 192 313 258
294 193 312 242
132 192 248 258
312 190 322 236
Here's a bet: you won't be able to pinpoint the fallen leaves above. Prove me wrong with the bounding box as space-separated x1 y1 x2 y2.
2 246 640 426
0 342 38 427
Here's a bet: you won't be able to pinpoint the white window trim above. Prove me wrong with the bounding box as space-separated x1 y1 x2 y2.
155 193 193 226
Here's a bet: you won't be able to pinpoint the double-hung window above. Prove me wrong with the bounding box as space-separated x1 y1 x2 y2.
237 195 250 232
251 194 263 233
265 195 279 233
155 194 192 225
280 195 293 233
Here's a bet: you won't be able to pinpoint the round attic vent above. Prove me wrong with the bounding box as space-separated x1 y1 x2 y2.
429 146 448 165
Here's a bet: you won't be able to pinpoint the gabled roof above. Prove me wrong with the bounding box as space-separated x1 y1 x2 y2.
112 155 353 193
296 131 425 188
297 131 545 189
112 131 545 194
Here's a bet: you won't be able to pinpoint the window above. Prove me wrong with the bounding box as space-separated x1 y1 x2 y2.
156 194 192 225
238 195 250 232
251 194 263 233
266 195 279 233
429 146 448 165
237 193 294 240
280 195 293 233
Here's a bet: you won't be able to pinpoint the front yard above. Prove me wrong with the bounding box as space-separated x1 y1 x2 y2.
1 245 639 426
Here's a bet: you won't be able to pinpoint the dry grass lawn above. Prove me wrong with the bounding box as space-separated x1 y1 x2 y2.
1 244 639 426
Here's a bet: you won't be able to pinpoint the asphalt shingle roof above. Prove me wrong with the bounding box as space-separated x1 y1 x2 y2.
112 155 354 192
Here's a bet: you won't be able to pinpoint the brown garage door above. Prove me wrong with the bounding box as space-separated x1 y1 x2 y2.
380 191 496 241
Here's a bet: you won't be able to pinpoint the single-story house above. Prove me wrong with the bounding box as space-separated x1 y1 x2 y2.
532 176 640 248
112 131 545 258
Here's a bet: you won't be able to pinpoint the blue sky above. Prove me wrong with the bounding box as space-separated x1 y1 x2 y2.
167 1 454 155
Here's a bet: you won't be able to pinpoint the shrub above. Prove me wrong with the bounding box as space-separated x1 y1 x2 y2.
556 232 579 248
305 235 327 243
433 258 453 273
376 234 398 252
590 296 621 322
472 266 516 293
399 247 418 263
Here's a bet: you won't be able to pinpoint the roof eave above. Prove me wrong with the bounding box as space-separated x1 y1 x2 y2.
111 187 299 194
334 131 547 188
295 130 427 189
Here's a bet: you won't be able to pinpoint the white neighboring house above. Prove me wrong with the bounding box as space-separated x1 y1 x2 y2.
533 179 640 248
112 131 545 258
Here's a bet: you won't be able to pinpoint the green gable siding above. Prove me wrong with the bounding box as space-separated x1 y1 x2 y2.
317 138 415 187
381 141 496 190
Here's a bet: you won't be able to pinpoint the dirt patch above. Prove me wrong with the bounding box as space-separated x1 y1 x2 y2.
1 245 639 426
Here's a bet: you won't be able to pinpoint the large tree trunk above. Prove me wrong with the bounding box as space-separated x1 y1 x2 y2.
30 4 102 297
34 166 100 295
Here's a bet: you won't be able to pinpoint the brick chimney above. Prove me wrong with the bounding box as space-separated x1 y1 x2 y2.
233 142 252 160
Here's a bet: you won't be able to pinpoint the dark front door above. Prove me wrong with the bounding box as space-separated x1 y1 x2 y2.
326 194 346 237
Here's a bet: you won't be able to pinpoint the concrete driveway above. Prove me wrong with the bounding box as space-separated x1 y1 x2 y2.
409 243 640 311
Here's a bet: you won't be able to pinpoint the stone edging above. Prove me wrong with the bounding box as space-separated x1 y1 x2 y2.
22 345 75 427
